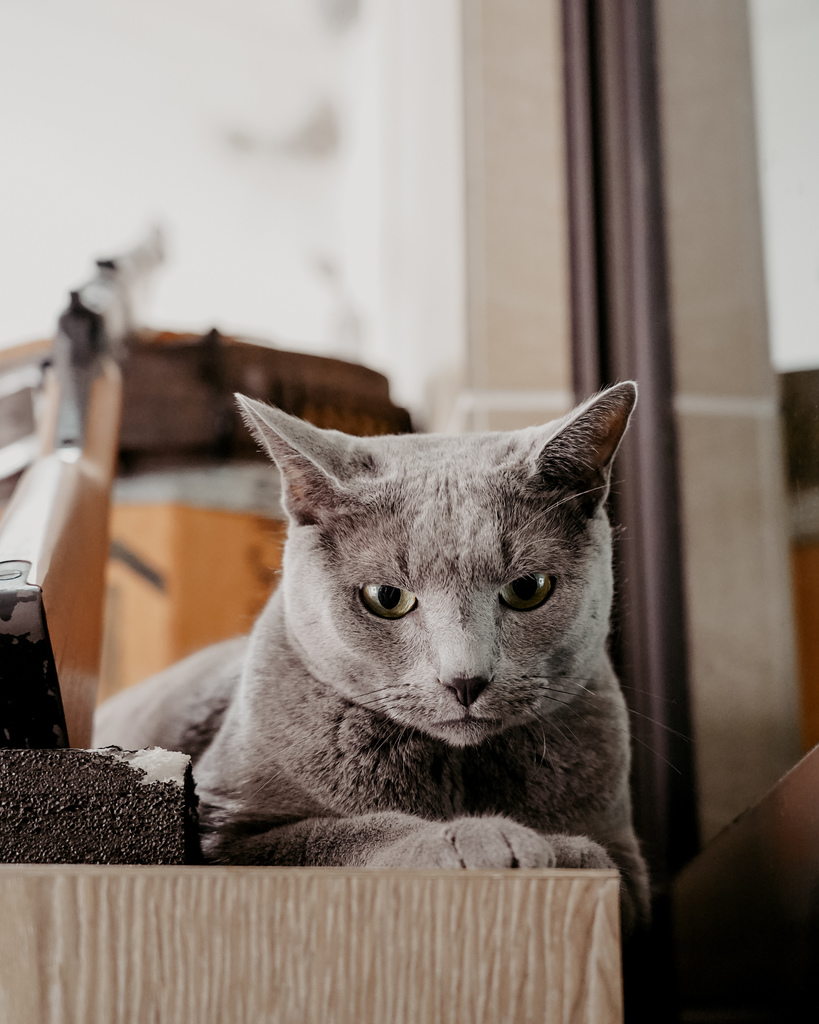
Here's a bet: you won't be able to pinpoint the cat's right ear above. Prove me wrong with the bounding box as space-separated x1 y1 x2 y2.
531 381 637 515
235 395 351 527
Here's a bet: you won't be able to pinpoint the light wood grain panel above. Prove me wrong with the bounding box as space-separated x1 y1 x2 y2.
0 866 622 1024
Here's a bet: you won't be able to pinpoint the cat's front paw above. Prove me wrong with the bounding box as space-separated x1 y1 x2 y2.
370 815 556 869
547 833 617 870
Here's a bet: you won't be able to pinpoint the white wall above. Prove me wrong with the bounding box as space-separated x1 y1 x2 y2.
374 0 466 425
750 0 819 372
0 0 466 418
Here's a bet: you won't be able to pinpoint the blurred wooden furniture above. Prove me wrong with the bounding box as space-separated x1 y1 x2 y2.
0 359 120 748
0 865 623 1024
782 369 819 750
0 234 162 748
117 328 411 463
673 741 819 1022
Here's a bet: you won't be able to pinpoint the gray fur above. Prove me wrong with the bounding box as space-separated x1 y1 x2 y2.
95 382 649 931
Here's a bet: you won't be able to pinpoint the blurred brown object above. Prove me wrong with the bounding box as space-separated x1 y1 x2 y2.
100 502 287 702
782 369 819 750
673 741 819 1021
118 328 411 470
792 544 819 751
781 370 819 491
98 329 412 702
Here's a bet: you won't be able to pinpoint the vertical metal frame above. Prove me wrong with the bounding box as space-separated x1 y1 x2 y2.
562 0 699 891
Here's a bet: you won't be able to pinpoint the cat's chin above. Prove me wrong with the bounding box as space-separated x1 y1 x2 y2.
426 716 507 748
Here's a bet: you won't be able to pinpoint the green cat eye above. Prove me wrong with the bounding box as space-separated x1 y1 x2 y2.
360 584 418 619
499 573 554 611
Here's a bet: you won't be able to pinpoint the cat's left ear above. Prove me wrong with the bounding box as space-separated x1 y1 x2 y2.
235 394 358 526
532 381 637 514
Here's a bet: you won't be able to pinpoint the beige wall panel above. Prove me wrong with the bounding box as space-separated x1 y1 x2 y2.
463 0 571 397
0 865 623 1024
657 0 800 841
484 405 572 433
676 411 799 841
658 0 774 399
448 388 573 433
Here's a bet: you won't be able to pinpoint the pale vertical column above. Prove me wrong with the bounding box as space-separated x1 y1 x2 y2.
457 0 574 432
656 0 800 841
375 0 467 426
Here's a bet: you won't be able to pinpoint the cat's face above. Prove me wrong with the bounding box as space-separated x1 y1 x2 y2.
238 384 635 748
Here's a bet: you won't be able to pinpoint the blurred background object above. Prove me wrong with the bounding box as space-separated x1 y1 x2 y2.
0 233 164 749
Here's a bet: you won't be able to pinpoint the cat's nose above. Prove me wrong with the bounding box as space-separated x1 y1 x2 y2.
443 676 490 707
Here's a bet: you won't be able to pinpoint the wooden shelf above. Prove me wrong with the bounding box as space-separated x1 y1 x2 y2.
0 865 622 1024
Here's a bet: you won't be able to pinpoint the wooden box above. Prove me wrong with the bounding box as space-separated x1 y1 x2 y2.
0 865 622 1024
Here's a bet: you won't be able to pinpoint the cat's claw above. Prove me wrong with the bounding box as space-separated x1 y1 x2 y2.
370 816 558 870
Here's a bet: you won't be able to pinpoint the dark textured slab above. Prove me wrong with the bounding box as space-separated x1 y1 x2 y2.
0 746 199 864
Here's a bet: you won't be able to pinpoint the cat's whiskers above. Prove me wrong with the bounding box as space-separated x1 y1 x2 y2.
541 698 585 750
573 683 691 742
540 687 684 775
540 679 696 745
245 763 290 802
352 684 407 698
523 484 608 527
566 700 684 776
532 705 583 755
524 677 641 750
394 723 413 761
528 675 692 743
368 718 406 762
348 685 409 712
244 745 287 778
537 724 549 770
547 674 680 705
353 695 411 714
353 695 401 708
525 720 555 773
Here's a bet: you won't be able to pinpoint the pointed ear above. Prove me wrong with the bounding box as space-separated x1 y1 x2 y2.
235 394 352 526
532 382 637 514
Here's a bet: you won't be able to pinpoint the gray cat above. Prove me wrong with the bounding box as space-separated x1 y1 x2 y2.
95 381 650 932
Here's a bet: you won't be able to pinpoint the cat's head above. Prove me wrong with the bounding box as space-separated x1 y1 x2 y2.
237 383 636 748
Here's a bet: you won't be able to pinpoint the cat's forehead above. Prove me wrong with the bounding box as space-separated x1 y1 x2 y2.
334 427 586 587
348 426 574 529
354 426 550 477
